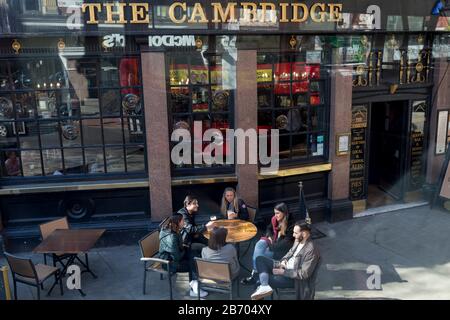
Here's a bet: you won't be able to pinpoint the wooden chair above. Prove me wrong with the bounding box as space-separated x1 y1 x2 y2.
39 217 89 269
274 258 322 300
194 257 239 300
246 206 257 223
158 217 170 231
139 230 173 299
4 252 63 300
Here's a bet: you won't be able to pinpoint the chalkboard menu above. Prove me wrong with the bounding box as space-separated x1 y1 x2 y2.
350 106 368 200
410 101 427 189
0 266 11 300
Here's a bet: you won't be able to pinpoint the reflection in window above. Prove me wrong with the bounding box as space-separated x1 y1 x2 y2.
168 51 235 174
257 52 328 164
0 54 145 179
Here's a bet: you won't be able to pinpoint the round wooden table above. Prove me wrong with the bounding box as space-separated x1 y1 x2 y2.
203 219 258 243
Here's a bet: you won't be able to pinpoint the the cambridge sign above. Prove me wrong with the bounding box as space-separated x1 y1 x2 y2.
81 2 344 25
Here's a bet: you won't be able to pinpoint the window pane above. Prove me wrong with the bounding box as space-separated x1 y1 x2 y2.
61 121 81 147
100 58 119 87
85 148 105 174
13 93 36 119
279 135 291 160
211 87 230 112
19 122 39 148
311 107 326 131
82 119 103 146
192 86 209 113
22 150 42 176
170 87 190 114
124 117 144 144
63 148 84 175
103 118 124 145
0 94 14 119
42 149 63 176
126 145 145 172
0 121 18 146
105 147 125 173
119 57 141 87
291 134 308 159
100 89 121 116
39 120 60 148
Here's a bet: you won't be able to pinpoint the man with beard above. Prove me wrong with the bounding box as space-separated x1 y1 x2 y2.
250 220 321 300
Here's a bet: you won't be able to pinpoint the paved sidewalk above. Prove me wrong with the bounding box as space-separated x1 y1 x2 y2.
2 204 450 300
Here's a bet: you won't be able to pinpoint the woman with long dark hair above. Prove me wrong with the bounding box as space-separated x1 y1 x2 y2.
201 227 240 279
241 202 295 285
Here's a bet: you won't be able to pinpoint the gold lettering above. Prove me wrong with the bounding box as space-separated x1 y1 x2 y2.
279 3 289 22
328 4 343 22
103 3 127 24
169 2 187 24
310 3 326 22
260 3 276 23
189 3 208 23
241 2 258 23
211 2 237 23
81 3 102 25
292 3 309 23
129 3 150 24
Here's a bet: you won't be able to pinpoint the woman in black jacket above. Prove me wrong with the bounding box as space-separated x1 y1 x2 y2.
220 187 249 220
241 202 295 285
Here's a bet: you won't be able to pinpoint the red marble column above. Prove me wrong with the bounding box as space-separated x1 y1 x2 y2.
235 50 259 207
328 65 353 221
141 50 173 221
426 58 450 184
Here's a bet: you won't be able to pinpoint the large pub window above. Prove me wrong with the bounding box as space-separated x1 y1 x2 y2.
0 53 145 180
167 51 235 176
257 51 328 164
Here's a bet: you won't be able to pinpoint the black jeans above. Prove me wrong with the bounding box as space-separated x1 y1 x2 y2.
255 256 294 289
184 241 207 281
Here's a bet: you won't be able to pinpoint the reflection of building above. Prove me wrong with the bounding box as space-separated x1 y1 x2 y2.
0 0 450 242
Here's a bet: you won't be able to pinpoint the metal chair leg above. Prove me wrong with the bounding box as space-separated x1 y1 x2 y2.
13 279 17 300
43 254 47 265
57 272 64 296
168 273 173 300
37 286 41 300
143 268 147 295
229 284 233 300
198 282 201 300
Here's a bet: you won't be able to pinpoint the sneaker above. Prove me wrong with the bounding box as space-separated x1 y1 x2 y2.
189 288 209 298
189 280 209 298
251 285 273 300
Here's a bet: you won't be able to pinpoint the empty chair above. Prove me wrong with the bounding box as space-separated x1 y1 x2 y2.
4 252 63 300
194 257 239 300
139 230 173 299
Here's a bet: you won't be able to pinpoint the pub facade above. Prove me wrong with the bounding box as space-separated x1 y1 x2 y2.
0 0 449 240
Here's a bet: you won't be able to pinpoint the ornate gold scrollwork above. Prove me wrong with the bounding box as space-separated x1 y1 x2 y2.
411 51 426 83
353 65 368 87
399 50 405 85
376 51 382 85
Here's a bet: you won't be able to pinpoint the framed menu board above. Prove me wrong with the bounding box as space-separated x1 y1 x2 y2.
436 110 449 155
350 105 368 200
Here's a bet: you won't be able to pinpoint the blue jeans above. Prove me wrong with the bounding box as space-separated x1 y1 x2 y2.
252 239 274 271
